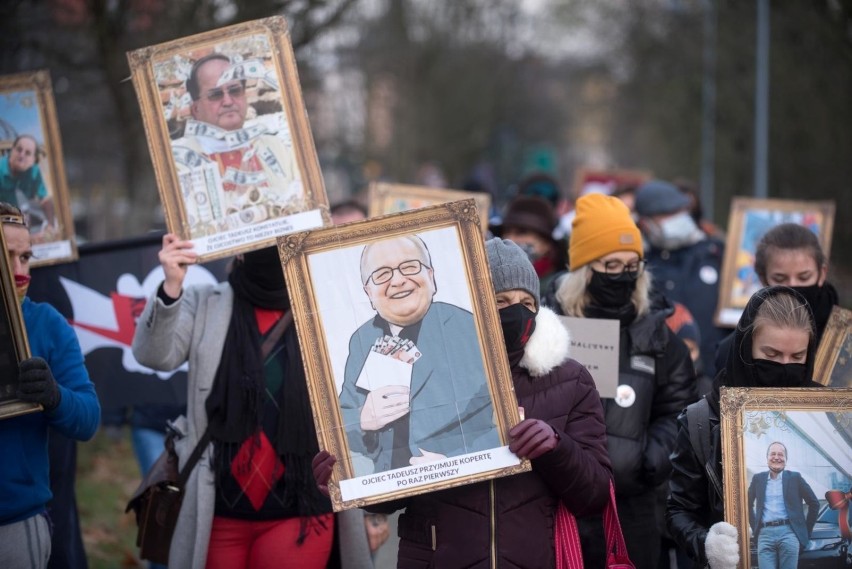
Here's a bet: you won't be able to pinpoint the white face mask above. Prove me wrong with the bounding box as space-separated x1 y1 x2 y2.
644 212 703 250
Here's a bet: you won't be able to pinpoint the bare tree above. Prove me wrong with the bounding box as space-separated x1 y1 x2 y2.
1 0 357 239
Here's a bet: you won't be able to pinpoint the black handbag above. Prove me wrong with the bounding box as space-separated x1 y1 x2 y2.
125 426 211 564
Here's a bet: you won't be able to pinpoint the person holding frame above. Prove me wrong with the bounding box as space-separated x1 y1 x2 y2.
131 234 361 569
314 237 612 568
666 286 823 569
0 203 100 568
714 222 841 373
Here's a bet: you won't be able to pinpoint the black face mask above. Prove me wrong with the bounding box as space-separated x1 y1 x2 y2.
499 304 537 353
789 283 822 307
587 270 638 309
752 359 809 388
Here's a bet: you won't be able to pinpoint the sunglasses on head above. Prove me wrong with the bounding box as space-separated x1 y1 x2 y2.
203 83 245 102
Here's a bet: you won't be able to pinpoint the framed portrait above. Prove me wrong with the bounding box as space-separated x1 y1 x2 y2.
570 167 652 198
127 16 329 262
0 70 78 267
278 200 529 510
368 182 491 234
715 197 835 327
0 224 38 419
814 306 852 388
720 387 852 569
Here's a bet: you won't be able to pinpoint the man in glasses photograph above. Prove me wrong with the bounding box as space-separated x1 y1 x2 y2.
338 234 499 474
171 52 302 237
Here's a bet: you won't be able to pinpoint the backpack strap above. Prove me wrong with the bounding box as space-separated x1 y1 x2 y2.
686 398 722 499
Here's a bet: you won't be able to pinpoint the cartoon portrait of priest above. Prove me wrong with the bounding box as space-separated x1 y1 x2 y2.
337 233 499 473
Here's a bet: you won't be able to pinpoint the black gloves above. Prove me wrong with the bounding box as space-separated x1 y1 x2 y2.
17 357 62 412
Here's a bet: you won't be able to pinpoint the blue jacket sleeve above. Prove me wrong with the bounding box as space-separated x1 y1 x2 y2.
42 309 100 440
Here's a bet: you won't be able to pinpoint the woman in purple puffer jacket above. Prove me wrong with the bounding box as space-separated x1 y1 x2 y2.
314 238 612 568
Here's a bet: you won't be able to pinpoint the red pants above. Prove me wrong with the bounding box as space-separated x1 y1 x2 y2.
205 514 334 569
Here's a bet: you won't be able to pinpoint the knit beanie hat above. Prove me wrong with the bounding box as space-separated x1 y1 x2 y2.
501 195 557 242
485 238 540 309
569 193 642 270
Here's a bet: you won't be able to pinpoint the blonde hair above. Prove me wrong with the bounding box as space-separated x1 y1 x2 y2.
555 264 653 318
748 289 814 342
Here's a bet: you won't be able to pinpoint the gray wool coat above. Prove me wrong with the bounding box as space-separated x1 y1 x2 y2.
132 282 373 569
132 282 232 569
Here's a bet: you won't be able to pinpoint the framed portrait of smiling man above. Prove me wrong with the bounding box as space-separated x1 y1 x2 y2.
128 16 329 262
720 387 852 569
278 200 529 510
0 70 77 266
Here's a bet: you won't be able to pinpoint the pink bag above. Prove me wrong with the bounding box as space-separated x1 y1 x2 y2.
555 481 636 569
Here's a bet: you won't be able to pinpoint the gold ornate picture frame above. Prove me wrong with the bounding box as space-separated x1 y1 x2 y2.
720 387 852 568
128 16 329 262
277 200 529 511
814 306 852 388
0 225 38 419
715 197 835 327
368 182 491 234
0 70 78 267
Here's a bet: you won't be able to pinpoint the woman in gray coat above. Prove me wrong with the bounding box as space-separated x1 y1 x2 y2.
132 234 340 569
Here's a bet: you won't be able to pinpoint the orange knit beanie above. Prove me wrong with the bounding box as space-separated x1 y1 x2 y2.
569 194 643 270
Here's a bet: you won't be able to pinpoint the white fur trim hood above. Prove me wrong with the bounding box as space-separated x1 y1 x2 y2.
519 306 571 378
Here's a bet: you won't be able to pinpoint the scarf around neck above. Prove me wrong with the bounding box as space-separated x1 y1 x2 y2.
205 248 329 523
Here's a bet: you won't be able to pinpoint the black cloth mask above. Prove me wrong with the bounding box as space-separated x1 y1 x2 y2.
587 270 638 309
790 283 837 341
499 304 537 353
228 246 290 310
751 360 809 388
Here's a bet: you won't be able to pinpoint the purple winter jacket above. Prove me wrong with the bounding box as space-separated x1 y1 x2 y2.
370 306 612 568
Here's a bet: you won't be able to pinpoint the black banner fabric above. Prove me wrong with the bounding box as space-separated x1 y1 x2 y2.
28 233 229 414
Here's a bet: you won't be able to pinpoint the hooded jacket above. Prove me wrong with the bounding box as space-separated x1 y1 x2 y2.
666 286 822 567
369 306 612 568
713 282 840 375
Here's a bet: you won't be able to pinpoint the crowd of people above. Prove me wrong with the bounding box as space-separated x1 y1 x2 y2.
0 165 846 569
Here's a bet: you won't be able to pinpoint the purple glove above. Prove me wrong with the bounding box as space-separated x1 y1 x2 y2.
17 357 61 412
509 419 559 459
312 450 337 497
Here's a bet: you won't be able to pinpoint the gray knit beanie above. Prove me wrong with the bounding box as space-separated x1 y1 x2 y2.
485 238 540 308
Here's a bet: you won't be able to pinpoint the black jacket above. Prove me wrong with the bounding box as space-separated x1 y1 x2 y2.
645 236 728 377
544 275 698 497
666 398 723 567
667 286 822 567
